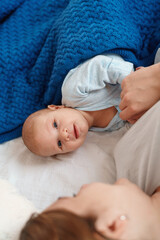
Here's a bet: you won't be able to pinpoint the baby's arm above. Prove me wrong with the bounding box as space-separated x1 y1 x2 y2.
62 54 133 111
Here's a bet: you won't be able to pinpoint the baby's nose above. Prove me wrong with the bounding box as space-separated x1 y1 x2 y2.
61 128 69 141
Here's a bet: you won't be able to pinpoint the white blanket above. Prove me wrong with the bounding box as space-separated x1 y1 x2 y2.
0 125 128 239
0 126 128 211
0 179 37 240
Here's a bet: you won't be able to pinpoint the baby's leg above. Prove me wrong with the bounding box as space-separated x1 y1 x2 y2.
114 101 160 195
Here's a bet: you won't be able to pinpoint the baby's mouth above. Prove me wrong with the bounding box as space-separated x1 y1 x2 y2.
73 124 79 139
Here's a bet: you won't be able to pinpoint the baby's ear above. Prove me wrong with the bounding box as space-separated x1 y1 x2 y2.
47 105 65 111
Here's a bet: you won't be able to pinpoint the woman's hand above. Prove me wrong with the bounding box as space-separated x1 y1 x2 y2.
119 63 160 123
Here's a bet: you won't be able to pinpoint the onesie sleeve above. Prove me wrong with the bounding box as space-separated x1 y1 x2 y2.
155 48 160 63
62 54 133 111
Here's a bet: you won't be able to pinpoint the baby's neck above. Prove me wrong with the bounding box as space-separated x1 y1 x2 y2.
82 106 117 128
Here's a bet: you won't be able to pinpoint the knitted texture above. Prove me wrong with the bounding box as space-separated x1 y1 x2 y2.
0 0 160 143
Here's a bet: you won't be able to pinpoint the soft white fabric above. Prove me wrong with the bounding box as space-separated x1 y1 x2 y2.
0 179 37 240
0 126 128 212
114 101 160 195
155 48 160 63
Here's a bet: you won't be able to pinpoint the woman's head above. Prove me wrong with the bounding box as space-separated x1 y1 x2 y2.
20 179 160 240
20 209 111 240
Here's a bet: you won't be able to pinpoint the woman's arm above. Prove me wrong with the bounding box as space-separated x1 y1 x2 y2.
119 62 160 123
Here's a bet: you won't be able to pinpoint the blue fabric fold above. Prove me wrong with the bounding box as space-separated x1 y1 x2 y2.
0 0 160 143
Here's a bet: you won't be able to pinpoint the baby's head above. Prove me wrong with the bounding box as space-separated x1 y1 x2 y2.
22 105 89 157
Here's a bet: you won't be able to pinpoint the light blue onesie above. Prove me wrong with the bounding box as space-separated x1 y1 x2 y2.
62 54 134 132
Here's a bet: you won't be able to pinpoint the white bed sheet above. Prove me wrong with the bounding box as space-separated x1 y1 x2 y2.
0 125 128 211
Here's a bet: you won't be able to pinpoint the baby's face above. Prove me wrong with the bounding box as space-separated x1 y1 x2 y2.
33 107 89 156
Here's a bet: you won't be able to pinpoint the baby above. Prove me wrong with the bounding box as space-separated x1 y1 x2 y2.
22 54 134 156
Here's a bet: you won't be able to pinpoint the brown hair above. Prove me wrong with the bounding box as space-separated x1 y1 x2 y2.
20 209 112 240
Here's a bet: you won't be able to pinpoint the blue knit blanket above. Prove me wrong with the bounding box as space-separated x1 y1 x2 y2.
0 0 160 143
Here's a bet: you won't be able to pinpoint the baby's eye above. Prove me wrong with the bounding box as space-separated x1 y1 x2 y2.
73 193 77 197
53 121 58 128
58 140 62 148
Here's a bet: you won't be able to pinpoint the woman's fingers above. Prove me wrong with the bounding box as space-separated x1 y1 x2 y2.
120 106 146 122
119 106 133 121
120 63 160 121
